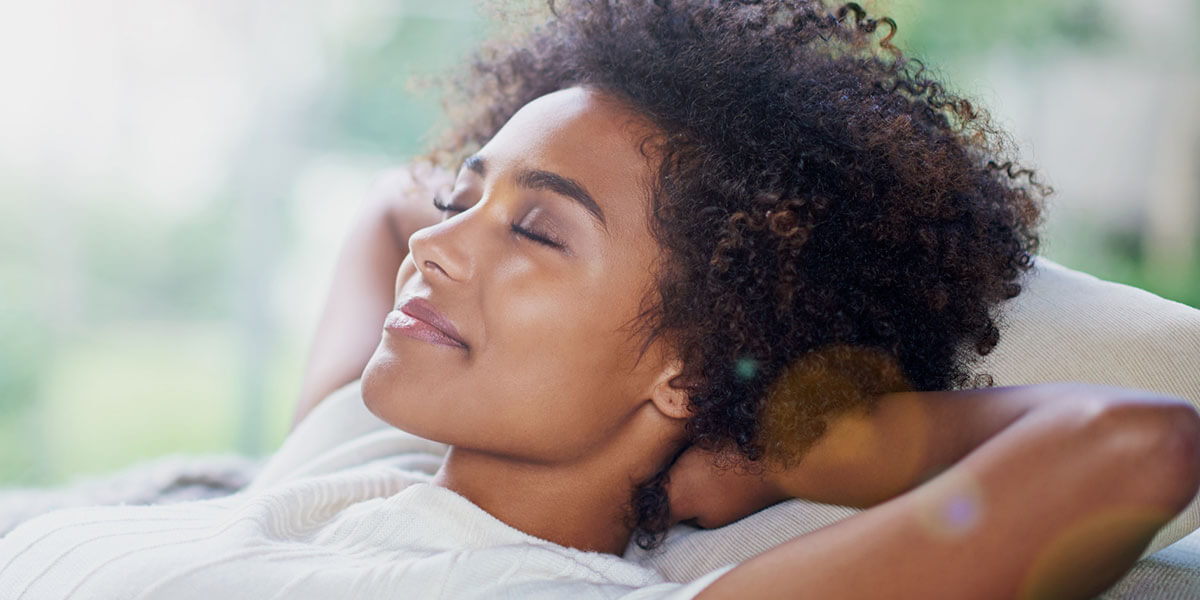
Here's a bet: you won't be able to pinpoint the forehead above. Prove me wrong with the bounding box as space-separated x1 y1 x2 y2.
479 87 658 238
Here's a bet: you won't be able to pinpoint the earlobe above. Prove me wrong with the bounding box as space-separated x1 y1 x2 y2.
649 359 692 420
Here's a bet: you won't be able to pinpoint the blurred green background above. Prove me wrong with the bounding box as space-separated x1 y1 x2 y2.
1 0 1197 486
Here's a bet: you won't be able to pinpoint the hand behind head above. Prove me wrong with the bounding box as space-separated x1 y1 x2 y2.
665 446 787 529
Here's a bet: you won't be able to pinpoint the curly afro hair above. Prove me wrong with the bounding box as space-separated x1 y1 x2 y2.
434 0 1046 548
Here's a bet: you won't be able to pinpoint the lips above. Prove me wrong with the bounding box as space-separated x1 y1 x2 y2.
389 296 468 349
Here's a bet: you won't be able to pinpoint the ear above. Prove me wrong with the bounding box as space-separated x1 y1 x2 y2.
647 357 691 420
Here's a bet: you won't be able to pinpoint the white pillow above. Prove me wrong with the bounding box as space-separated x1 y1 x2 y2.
978 258 1200 397
264 257 1200 580
629 257 1200 581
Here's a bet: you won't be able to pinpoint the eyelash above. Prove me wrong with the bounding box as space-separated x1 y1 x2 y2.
431 195 461 213
431 195 565 251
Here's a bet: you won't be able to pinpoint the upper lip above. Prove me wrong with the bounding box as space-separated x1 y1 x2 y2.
398 296 468 348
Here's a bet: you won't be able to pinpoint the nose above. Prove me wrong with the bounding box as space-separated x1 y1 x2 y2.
407 217 475 285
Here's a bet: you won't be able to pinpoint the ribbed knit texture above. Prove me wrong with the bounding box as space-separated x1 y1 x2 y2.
0 458 730 600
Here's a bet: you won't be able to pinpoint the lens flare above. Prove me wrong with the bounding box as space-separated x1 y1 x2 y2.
915 473 985 540
758 345 912 465
1017 505 1177 599
734 356 759 380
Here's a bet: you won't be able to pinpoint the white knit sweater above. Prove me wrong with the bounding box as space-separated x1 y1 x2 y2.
0 455 728 600
0 386 731 599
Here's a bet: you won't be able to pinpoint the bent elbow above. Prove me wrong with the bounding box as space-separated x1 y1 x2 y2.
1086 394 1200 511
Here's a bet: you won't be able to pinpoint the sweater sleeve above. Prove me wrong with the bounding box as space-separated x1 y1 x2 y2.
618 565 735 600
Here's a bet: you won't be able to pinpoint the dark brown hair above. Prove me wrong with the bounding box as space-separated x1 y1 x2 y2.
437 0 1045 549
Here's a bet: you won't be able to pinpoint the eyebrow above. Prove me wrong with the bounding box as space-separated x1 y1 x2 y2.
463 155 607 229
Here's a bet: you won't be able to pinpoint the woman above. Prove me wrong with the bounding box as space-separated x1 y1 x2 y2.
2 1 1198 598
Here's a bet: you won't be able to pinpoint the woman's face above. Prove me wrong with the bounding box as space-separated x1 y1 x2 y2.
362 87 682 464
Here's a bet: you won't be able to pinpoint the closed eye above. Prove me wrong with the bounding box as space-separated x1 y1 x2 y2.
432 195 466 213
435 195 567 252
511 224 565 250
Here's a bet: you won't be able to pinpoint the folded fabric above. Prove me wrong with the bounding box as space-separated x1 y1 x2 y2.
1 447 732 599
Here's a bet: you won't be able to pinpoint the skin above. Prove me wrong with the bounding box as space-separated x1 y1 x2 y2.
296 86 1200 597
361 87 691 554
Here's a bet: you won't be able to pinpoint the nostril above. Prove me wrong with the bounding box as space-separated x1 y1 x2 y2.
423 260 447 277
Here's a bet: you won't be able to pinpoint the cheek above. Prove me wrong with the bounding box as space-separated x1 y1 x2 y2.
394 256 417 297
490 273 639 383
364 251 655 461
461 284 648 458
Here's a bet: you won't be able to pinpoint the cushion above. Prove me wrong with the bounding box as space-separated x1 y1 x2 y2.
980 258 1200 559
1101 529 1200 599
628 258 1200 587
268 257 1200 595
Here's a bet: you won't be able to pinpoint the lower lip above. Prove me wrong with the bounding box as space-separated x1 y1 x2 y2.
384 311 466 349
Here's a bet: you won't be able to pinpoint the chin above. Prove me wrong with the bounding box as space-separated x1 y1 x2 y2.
361 343 406 423
361 342 456 444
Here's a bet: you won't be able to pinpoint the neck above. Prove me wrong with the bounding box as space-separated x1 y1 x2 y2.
432 439 675 555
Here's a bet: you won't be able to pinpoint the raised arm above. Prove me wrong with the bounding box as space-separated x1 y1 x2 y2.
670 384 1200 599
292 164 451 428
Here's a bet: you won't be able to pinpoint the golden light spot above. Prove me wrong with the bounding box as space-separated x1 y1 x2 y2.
758 345 912 466
821 413 877 464
1016 505 1177 600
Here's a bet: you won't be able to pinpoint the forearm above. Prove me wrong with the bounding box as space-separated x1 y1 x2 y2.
670 385 1136 527
292 167 448 427
699 389 1200 599
293 198 405 426
776 385 1084 508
